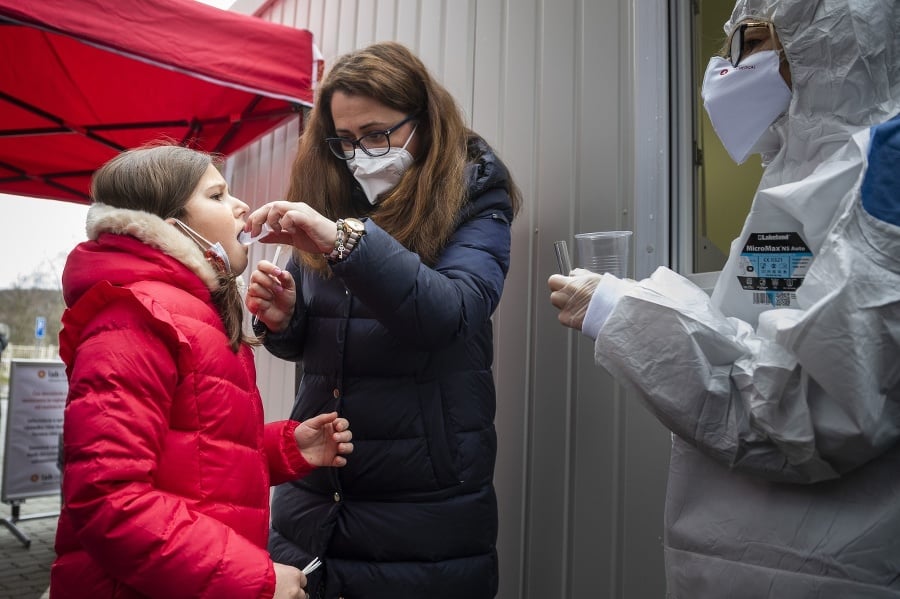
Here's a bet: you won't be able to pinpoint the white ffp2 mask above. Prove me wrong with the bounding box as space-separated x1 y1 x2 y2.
347 126 417 205
701 50 792 165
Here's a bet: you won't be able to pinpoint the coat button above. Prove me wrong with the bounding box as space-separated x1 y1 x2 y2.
333 492 341 502
333 388 339 398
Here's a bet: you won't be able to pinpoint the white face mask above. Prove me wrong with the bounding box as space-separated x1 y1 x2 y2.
347 125 417 205
172 219 232 273
701 50 792 164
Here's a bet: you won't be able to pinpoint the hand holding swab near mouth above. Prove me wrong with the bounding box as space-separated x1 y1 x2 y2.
238 222 274 245
252 244 283 327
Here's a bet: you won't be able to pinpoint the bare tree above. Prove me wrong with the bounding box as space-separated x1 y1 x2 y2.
0 254 66 345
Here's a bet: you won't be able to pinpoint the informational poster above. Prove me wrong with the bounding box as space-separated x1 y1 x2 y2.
2 359 66 502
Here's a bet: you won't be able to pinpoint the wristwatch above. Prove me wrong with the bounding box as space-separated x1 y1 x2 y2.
326 217 366 262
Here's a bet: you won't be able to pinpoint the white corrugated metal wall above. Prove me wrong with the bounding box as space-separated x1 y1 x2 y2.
229 0 673 597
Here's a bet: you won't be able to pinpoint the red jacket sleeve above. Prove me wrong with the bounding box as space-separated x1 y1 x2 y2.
264 420 315 486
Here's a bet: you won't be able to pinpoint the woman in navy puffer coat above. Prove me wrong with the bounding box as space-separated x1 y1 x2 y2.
245 42 521 599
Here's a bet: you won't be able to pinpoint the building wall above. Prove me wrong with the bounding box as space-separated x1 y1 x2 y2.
230 1 672 597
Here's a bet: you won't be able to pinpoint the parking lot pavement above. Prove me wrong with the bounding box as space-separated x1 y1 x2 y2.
0 493 58 599
0 396 59 599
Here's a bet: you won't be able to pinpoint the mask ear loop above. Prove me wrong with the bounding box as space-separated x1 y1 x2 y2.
171 219 230 273
171 218 215 248
400 123 418 152
770 23 789 66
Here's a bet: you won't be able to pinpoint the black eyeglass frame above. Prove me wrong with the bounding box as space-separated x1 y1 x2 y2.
325 114 418 160
727 21 775 67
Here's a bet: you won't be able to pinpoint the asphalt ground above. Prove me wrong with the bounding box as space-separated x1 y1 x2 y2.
0 494 57 599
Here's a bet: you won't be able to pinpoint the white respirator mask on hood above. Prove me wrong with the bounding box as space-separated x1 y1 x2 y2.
347 125 417 205
701 50 792 164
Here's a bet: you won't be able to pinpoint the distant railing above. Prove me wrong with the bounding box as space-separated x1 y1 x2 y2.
0 344 61 401
3 344 60 360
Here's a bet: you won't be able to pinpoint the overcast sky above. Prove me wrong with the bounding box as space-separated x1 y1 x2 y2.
0 194 88 289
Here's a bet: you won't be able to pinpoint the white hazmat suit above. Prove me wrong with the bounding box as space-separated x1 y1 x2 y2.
563 0 900 596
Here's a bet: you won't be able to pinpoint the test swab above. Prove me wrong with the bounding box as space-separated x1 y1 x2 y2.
301 556 322 575
554 240 572 274
238 222 274 245
252 244 283 327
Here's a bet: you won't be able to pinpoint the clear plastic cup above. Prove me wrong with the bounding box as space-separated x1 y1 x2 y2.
574 230 632 277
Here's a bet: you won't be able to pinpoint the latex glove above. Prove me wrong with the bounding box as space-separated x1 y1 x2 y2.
547 268 604 331
861 113 900 226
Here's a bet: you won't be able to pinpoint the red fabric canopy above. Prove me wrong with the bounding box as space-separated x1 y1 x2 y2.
0 0 316 204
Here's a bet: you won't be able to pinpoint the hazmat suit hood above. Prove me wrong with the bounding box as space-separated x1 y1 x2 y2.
726 0 900 183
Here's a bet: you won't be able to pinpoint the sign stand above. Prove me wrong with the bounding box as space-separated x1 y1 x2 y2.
0 499 58 548
1 359 66 548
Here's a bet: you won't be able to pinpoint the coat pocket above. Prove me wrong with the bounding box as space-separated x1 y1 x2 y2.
418 380 460 488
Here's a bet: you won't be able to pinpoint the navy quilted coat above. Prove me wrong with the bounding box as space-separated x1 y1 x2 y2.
265 138 514 599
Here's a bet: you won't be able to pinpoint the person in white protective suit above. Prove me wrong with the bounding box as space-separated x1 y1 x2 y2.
548 0 900 597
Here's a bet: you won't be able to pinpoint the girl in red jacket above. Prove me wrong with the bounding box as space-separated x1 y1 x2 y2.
52 144 353 599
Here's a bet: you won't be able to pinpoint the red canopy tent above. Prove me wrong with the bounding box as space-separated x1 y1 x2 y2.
0 0 317 204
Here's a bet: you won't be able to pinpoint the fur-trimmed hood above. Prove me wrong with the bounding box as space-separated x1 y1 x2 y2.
63 203 220 308
86 203 219 288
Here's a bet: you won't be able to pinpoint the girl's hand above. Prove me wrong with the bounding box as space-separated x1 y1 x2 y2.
272 563 306 599
294 412 354 468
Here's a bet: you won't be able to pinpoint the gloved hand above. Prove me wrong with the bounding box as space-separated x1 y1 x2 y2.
861 112 900 226
547 268 604 331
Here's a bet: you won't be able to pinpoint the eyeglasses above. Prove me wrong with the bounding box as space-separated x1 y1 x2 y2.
325 114 418 160
727 21 776 67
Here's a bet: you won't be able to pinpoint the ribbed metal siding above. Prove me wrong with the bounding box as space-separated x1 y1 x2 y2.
229 1 671 597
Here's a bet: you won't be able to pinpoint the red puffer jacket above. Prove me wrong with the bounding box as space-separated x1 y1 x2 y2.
51 205 312 599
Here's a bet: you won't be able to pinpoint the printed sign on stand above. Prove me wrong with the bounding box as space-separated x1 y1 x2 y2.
2 359 66 501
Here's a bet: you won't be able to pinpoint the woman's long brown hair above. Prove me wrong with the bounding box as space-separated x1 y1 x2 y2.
286 41 519 273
